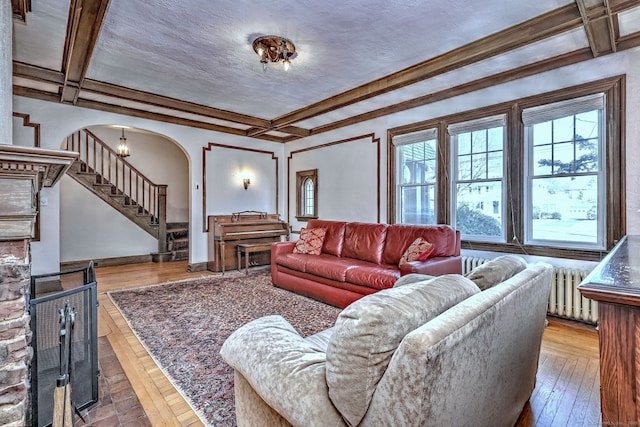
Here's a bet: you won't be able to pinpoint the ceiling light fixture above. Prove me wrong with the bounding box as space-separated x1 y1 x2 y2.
116 128 130 157
252 35 296 72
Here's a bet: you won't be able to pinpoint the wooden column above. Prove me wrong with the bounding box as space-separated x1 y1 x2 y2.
0 0 11 147
579 235 640 425
150 185 171 262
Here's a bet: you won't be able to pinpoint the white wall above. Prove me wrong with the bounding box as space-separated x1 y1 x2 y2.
205 145 278 215
12 96 285 270
287 132 382 232
286 46 640 238
59 175 158 262
13 45 640 272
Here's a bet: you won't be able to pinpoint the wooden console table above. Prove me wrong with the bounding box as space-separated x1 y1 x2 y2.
237 243 273 275
578 235 640 425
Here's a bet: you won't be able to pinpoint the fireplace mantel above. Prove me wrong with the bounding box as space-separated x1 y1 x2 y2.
0 144 77 240
0 144 77 188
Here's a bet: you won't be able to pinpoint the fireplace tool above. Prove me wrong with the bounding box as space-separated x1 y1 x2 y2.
53 302 75 427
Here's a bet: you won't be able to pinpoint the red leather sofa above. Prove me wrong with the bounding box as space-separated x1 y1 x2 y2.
271 219 462 308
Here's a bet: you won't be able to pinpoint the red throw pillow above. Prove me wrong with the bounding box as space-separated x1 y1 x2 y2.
293 227 327 255
399 237 434 265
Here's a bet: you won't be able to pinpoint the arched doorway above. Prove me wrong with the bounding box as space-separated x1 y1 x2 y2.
59 125 190 267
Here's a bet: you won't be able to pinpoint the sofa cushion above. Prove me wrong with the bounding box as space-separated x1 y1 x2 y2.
465 255 528 291
344 265 401 290
382 224 458 265
325 275 480 426
293 227 326 255
399 237 434 265
341 222 388 264
305 255 360 282
308 219 347 257
275 253 309 272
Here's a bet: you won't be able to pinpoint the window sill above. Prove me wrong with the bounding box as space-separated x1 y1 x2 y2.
295 216 318 222
460 241 609 262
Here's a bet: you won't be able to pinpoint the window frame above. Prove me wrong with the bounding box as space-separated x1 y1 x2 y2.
523 97 606 250
394 128 439 225
449 114 508 243
295 169 318 222
387 76 625 261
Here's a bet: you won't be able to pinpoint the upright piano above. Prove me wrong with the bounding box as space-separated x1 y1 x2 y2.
207 211 290 273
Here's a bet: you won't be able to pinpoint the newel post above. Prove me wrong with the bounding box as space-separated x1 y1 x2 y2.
151 185 172 262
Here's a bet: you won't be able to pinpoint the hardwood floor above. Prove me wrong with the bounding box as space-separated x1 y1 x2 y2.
96 261 216 426
96 261 601 427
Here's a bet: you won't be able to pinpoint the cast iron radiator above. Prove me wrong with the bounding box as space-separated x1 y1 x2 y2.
462 256 595 324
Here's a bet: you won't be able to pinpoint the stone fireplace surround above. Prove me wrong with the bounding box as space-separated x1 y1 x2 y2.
0 145 76 426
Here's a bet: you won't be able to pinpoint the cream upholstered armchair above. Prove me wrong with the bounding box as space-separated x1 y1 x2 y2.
221 257 553 427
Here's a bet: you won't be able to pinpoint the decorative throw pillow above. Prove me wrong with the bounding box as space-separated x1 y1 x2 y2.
293 227 327 255
399 237 434 265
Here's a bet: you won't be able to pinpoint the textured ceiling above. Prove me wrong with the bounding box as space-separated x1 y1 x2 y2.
12 0 640 137
13 0 571 119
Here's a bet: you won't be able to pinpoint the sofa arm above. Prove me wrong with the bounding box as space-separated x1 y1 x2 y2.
272 241 296 256
271 242 296 283
220 316 344 427
399 256 462 276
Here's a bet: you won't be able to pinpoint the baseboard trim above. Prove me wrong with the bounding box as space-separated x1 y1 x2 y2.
60 254 153 270
187 262 208 272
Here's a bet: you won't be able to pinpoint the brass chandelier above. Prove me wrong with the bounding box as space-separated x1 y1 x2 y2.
252 35 296 71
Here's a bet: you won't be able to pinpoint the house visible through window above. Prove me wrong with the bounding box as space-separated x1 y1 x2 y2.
449 115 506 242
523 93 605 249
387 77 624 260
296 169 318 221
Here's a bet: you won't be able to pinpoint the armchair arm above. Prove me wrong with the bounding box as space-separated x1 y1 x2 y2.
220 316 345 427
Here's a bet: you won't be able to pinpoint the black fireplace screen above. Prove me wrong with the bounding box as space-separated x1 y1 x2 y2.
28 266 99 427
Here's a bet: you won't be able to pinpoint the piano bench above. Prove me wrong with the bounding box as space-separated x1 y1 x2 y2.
237 243 273 275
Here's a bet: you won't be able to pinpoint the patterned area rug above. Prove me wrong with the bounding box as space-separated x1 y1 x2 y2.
108 270 341 426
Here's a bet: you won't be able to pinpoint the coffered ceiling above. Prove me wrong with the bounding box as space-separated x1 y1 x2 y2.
11 0 640 142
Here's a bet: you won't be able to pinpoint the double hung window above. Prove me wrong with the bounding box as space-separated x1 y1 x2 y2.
523 94 605 249
388 77 623 259
449 115 506 241
394 129 438 225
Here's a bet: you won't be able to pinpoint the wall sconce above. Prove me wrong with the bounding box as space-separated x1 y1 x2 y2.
243 178 251 190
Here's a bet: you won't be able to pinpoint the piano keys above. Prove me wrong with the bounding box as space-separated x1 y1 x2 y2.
207 211 290 273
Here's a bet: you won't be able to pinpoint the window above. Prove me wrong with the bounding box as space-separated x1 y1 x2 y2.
523 94 605 249
296 169 318 221
449 115 506 242
387 77 624 260
394 129 438 224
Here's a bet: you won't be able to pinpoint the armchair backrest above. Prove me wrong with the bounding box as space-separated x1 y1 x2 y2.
361 263 553 427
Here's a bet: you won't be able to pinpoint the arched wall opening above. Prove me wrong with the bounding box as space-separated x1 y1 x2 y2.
58 124 190 266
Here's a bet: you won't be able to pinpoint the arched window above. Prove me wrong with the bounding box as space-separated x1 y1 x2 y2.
296 169 318 221
303 177 314 216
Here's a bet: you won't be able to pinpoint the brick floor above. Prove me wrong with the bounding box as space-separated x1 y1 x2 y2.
74 337 151 427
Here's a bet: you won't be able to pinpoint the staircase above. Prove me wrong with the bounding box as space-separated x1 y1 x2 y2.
64 129 171 259
167 222 189 261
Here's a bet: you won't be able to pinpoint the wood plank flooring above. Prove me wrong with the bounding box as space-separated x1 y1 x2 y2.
96 261 602 427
